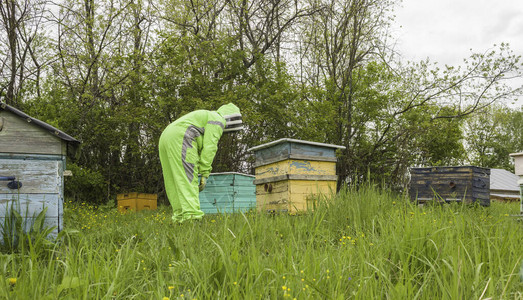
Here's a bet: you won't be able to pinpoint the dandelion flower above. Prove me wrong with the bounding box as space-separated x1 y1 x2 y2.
168 286 174 290
8 278 16 285
162 297 169 300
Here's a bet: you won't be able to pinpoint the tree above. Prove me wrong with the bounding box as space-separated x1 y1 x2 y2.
0 0 49 106
464 105 523 170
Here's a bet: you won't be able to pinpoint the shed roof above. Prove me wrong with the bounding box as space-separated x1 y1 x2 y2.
490 168 519 192
0 102 80 145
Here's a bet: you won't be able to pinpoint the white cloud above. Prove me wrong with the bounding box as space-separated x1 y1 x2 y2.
394 0 523 66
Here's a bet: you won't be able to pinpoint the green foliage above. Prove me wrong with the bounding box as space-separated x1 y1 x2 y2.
0 199 57 255
64 163 107 204
1 188 522 298
465 105 523 170
7 0 523 202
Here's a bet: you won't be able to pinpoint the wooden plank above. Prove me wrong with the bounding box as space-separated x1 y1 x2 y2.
0 111 63 155
256 180 289 212
288 180 336 195
254 154 337 168
289 142 337 158
0 214 61 239
0 159 62 194
256 191 289 212
255 160 336 180
0 194 61 218
117 193 157 201
254 174 337 185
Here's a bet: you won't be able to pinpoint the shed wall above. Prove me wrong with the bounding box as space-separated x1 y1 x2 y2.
0 111 64 155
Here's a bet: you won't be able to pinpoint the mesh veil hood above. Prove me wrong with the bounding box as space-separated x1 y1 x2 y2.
217 103 243 132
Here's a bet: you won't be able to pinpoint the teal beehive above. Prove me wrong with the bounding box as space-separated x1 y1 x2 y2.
199 172 255 214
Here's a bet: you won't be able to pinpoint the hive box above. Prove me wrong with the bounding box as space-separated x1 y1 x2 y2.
117 193 157 212
198 172 256 214
0 103 79 239
248 139 345 213
409 166 490 206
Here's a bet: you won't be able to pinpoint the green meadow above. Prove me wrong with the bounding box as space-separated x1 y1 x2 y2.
1 185 522 299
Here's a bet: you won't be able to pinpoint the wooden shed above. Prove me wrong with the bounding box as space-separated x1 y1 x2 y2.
248 139 345 213
198 172 256 214
409 166 490 206
0 102 80 237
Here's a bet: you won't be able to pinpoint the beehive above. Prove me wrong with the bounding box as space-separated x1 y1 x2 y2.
117 193 157 212
0 102 80 239
198 172 255 214
248 139 345 213
409 166 490 206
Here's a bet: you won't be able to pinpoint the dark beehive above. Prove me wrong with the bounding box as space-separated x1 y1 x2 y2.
409 166 490 206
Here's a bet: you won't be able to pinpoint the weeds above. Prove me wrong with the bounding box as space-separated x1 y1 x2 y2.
0 186 522 299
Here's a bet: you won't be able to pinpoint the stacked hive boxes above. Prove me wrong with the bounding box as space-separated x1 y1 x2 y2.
409 166 491 206
198 172 256 214
117 192 157 212
248 139 345 213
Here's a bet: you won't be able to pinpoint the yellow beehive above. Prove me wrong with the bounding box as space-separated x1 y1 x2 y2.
248 139 345 213
117 192 157 212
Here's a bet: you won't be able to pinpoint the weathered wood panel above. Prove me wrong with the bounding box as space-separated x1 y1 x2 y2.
255 160 336 181
0 214 62 238
409 166 490 206
0 159 62 194
253 140 340 167
0 111 64 155
256 180 336 213
0 194 60 217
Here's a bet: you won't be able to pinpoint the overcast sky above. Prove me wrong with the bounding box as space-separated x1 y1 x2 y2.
393 0 523 67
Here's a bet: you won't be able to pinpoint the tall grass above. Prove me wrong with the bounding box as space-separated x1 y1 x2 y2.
1 185 522 299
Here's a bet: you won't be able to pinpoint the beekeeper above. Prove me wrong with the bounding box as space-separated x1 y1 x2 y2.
159 103 243 222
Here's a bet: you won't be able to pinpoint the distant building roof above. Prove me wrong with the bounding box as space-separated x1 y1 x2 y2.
490 168 520 200
490 168 519 192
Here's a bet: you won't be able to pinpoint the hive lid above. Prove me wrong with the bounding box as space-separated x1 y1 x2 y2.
247 138 345 152
207 172 255 178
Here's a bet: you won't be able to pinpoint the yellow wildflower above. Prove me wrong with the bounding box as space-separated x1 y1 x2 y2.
8 278 16 285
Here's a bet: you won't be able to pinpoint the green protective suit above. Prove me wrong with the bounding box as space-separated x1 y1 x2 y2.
159 103 241 222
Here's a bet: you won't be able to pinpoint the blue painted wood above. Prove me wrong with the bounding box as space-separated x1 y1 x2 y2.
289 143 336 158
255 142 290 164
252 139 343 167
199 173 255 214
0 194 60 217
0 214 62 239
0 155 65 241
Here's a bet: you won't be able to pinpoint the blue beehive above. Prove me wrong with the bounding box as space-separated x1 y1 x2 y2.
199 172 255 214
0 102 80 239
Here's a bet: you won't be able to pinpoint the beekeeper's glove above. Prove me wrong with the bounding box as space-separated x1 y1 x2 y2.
199 176 208 192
